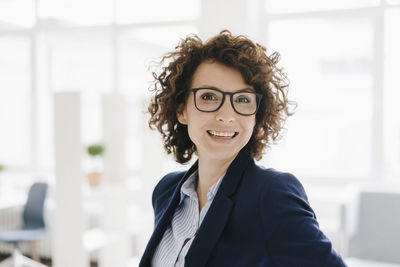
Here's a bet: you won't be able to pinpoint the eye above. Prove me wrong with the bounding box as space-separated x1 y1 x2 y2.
235 95 251 103
200 93 219 101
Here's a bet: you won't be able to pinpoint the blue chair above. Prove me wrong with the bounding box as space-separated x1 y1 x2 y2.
0 182 48 267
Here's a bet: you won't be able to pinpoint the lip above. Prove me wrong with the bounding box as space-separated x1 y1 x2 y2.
206 129 239 144
207 128 239 133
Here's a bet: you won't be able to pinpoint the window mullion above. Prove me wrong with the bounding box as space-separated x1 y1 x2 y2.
371 6 385 181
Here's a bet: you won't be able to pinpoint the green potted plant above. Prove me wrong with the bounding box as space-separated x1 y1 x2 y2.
86 144 105 187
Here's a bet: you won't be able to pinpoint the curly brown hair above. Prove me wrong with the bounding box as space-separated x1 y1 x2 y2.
148 30 296 164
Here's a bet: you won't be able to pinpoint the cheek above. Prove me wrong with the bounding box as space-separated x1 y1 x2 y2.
185 112 206 141
242 119 256 144
245 118 256 134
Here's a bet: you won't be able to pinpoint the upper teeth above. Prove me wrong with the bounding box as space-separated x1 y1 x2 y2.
209 130 236 137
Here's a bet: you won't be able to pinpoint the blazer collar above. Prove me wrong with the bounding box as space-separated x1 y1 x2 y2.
139 148 252 267
185 149 252 267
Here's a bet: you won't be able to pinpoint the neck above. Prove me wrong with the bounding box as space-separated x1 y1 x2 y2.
196 154 236 202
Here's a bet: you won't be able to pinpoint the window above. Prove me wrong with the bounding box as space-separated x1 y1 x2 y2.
38 0 114 26
47 32 114 93
383 8 400 180
265 0 379 13
119 25 198 171
0 36 31 165
262 1 399 181
386 0 400 5
0 0 35 28
116 0 200 24
263 17 374 179
119 25 198 97
0 0 199 174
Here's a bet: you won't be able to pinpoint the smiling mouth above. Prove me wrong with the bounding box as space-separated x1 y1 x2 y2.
207 130 239 138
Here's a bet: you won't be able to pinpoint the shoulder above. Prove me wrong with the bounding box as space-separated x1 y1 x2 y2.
252 164 316 234
153 171 185 196
151 171 186 225
247 162 314 225
250 165 346 265
247 162 308 202
152 171 185 208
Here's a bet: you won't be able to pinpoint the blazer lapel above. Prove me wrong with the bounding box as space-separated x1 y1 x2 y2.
184 149 252 267
139 161 199 267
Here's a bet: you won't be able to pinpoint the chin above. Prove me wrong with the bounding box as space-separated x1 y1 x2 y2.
203 148 240 162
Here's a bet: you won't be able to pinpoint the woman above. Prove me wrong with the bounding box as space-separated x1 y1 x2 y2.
139 30 347 267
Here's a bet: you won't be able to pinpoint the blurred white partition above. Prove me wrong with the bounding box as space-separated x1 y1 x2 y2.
97 185 130 267
53 92 131 267
53 92 88 267
102 93 126 184
98 93 130 267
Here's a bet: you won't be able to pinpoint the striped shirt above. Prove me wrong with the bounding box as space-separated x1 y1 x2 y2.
151 169 226 267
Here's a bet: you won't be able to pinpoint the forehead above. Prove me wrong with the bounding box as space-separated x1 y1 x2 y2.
190 61 253 92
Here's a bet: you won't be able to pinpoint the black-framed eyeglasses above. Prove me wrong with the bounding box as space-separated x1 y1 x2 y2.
188 87 263 116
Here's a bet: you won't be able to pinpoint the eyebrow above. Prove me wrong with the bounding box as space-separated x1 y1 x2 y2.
197 85 255 93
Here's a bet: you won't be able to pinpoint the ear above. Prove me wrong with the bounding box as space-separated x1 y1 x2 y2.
177 104 188 125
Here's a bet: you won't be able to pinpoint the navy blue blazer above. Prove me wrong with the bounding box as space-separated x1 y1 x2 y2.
139 149 347 266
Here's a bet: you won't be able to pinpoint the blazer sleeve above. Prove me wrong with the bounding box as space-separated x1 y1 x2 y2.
259 172 347 267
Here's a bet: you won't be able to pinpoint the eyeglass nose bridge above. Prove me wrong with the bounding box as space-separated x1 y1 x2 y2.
216 91 236 112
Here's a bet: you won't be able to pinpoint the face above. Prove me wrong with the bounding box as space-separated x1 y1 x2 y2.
177 60 256 164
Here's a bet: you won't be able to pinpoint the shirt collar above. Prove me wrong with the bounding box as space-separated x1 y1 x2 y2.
180 170 199 203
179 169 226 206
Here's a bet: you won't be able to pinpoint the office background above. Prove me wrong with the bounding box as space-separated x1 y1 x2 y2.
0 0 400 266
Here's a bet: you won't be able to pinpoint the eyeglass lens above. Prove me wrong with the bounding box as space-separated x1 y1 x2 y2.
195 88 258 115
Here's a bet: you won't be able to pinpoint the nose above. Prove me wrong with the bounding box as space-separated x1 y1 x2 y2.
215 97 235 123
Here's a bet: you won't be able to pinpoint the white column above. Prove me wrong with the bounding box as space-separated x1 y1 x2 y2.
101 93 126 184
52 92 88 267
98 93 130 267
97 184 130 267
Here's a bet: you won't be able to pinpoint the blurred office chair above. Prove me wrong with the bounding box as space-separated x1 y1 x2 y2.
0 182 48 267
340 187 400 267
